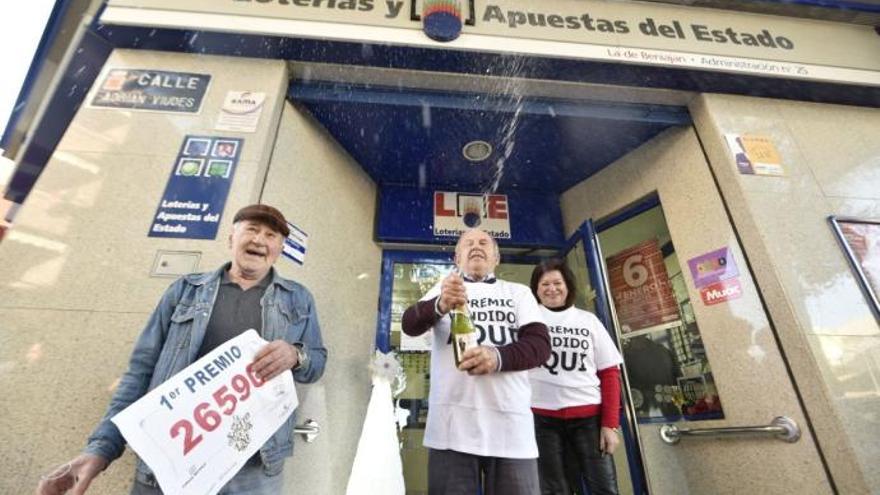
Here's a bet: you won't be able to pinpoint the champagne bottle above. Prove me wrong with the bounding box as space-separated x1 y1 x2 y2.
451 302 477 368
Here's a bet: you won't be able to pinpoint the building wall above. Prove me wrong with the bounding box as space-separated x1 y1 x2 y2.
259 100 381 494
691 94 880 494
559 126 832 494
0 48 379 494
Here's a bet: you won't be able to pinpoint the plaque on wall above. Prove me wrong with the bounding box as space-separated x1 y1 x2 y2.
91 69 211 113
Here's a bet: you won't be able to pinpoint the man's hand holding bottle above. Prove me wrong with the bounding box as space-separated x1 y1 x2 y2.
438 271 467 314
439 271 497 375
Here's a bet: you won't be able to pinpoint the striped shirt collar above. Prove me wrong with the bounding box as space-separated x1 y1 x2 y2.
461 272 497 284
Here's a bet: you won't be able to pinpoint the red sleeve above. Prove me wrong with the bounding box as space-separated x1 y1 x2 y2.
597 366 621 429
497 322 551 372
401 297 441 336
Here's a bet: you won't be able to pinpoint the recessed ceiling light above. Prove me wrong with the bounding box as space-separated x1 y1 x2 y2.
462 140 493 162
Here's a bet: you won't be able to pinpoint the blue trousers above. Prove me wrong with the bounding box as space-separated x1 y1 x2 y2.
130 462 284 495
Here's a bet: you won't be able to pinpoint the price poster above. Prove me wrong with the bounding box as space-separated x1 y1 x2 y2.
832 217 880 318
112 330 298 495
606 239 681 334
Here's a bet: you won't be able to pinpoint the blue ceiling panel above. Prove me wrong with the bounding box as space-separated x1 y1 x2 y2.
290 82 691 194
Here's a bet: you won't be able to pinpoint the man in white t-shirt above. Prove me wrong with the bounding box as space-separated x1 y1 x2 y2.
402 229 551 495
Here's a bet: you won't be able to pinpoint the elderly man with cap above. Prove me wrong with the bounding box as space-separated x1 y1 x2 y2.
38 204 327 495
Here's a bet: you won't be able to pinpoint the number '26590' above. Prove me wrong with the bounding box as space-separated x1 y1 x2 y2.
170 363 265 456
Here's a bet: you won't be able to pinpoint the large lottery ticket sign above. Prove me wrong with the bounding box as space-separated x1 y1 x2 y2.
113 330 297 495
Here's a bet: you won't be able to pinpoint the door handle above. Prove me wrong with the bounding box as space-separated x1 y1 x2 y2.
659 416 800 445
294 419 321 443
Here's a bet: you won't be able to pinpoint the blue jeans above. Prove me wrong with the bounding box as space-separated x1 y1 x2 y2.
130 462 284 495
533 414 619 495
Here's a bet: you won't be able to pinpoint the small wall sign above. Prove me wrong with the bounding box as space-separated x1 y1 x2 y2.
687 246 739 289
282 221 309 265
724 134 785 176
148 135 243 239
91 69 211 113
215 91 266 133
699 278 743 306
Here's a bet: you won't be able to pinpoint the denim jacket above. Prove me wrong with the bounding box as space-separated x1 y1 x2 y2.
84 263 327 485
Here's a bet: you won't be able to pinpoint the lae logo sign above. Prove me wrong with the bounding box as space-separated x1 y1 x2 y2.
433 191 511 239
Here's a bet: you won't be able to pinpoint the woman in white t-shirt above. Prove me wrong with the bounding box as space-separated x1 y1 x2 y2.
529 259 623 495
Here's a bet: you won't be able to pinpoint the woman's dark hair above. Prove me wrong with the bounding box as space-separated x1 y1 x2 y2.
529 258 577 308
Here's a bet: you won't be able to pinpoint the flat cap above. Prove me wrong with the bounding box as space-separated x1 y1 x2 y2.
233 204 290 237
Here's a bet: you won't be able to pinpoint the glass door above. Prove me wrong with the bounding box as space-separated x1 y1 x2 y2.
558 222 649 495
596 200 723 426
377 251 452 495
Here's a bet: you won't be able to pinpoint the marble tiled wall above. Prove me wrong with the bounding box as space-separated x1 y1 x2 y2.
560 127 831 494
691 94 880 494
0 50 291 492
